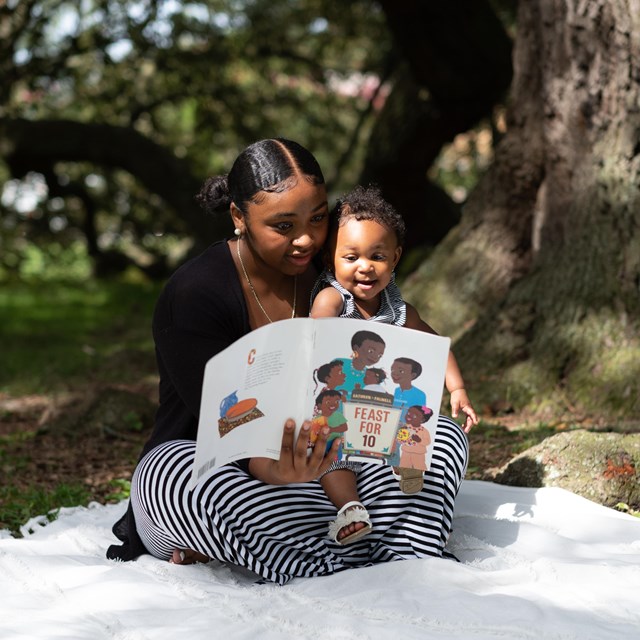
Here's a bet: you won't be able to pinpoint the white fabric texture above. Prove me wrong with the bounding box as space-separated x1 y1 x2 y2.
0 480 639 639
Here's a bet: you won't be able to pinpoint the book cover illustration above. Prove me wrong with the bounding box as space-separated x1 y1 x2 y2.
191 318 449 488
308 325 448 471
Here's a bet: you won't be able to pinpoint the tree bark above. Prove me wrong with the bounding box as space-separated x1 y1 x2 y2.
361 0 513 249
403 0 640 421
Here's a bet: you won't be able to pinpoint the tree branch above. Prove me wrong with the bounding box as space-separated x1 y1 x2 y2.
1 118 230 249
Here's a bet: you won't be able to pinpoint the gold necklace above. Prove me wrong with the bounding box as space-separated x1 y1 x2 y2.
236 238 297 323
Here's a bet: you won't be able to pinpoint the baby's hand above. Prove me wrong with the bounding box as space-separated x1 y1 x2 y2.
450 388 479 433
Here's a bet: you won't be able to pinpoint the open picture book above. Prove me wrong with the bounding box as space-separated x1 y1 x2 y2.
190 317 450 489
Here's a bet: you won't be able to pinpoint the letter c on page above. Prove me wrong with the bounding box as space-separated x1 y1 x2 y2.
248 349 256 365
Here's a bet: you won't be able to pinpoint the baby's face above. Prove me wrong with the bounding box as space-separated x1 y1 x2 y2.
330 218 401 304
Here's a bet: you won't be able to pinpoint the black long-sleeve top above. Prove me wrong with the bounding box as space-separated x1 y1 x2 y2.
142 240 251 457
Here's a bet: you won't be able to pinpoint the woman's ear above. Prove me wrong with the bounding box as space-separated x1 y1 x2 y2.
230 202 244 234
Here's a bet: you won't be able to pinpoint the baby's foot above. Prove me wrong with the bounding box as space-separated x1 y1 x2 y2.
337 506 369 541
328 500 373 545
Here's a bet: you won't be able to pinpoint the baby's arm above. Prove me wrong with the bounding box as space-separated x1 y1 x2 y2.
405 303 479 433
309 286 344 318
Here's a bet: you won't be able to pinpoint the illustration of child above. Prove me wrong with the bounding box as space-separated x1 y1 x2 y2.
313 359 347 401
398 405 433 471
310 185 478 508
310 389 348 450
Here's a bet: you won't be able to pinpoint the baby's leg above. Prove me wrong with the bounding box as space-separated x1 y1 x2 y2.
321 469 368 542
321 468 359 510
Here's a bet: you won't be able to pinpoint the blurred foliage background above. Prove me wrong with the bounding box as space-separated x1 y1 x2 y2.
0 0 514 283
2 0 637 422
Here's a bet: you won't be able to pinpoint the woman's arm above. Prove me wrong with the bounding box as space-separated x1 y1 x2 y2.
152 244 249 421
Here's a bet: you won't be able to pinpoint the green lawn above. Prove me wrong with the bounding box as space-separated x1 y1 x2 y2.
0 279 162 395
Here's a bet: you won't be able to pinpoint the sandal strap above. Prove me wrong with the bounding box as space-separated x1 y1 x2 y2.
337 500 366 515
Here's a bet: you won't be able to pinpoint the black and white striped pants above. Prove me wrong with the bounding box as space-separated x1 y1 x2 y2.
130 415 468 585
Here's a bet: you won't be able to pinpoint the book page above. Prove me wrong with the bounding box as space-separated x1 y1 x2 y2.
190 318 313 488
309 318 450 471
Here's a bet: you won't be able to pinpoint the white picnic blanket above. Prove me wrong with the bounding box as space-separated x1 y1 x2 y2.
1 480 638 640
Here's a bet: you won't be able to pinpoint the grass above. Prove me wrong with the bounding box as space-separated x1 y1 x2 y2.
615 503 640 518
465 420 561 477
0 277 161 535
0 483 92 535
0 279 162 395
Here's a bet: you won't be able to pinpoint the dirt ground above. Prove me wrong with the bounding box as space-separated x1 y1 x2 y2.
0 397 138 493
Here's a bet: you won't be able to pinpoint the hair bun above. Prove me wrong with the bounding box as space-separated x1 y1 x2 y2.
195 175 232 215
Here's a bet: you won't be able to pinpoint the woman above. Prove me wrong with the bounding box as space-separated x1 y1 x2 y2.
108 138 469 585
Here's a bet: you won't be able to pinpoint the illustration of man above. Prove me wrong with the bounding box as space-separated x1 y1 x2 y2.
390 357 426 420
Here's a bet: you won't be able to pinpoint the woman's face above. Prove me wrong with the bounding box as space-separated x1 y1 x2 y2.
238 180 329 276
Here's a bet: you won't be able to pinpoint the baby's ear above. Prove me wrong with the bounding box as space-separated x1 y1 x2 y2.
393 246 403 268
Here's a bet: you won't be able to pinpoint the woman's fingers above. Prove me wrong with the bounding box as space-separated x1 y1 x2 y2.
306 424 333 467
277 419 341 482
279 418 296 455
293 421 312 465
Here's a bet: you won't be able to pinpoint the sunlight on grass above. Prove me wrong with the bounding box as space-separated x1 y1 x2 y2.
0 483 91 537
104 478 132 503
0 280 162 394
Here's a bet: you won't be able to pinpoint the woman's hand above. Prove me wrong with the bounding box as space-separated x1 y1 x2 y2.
248 419 340 484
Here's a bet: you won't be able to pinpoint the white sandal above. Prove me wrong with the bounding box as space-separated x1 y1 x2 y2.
328 501 373 545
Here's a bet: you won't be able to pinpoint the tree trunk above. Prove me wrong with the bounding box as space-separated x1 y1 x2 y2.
362 0 513 250
403 0 640 422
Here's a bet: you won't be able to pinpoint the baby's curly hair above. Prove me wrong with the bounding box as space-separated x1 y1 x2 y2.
331 185 406 246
